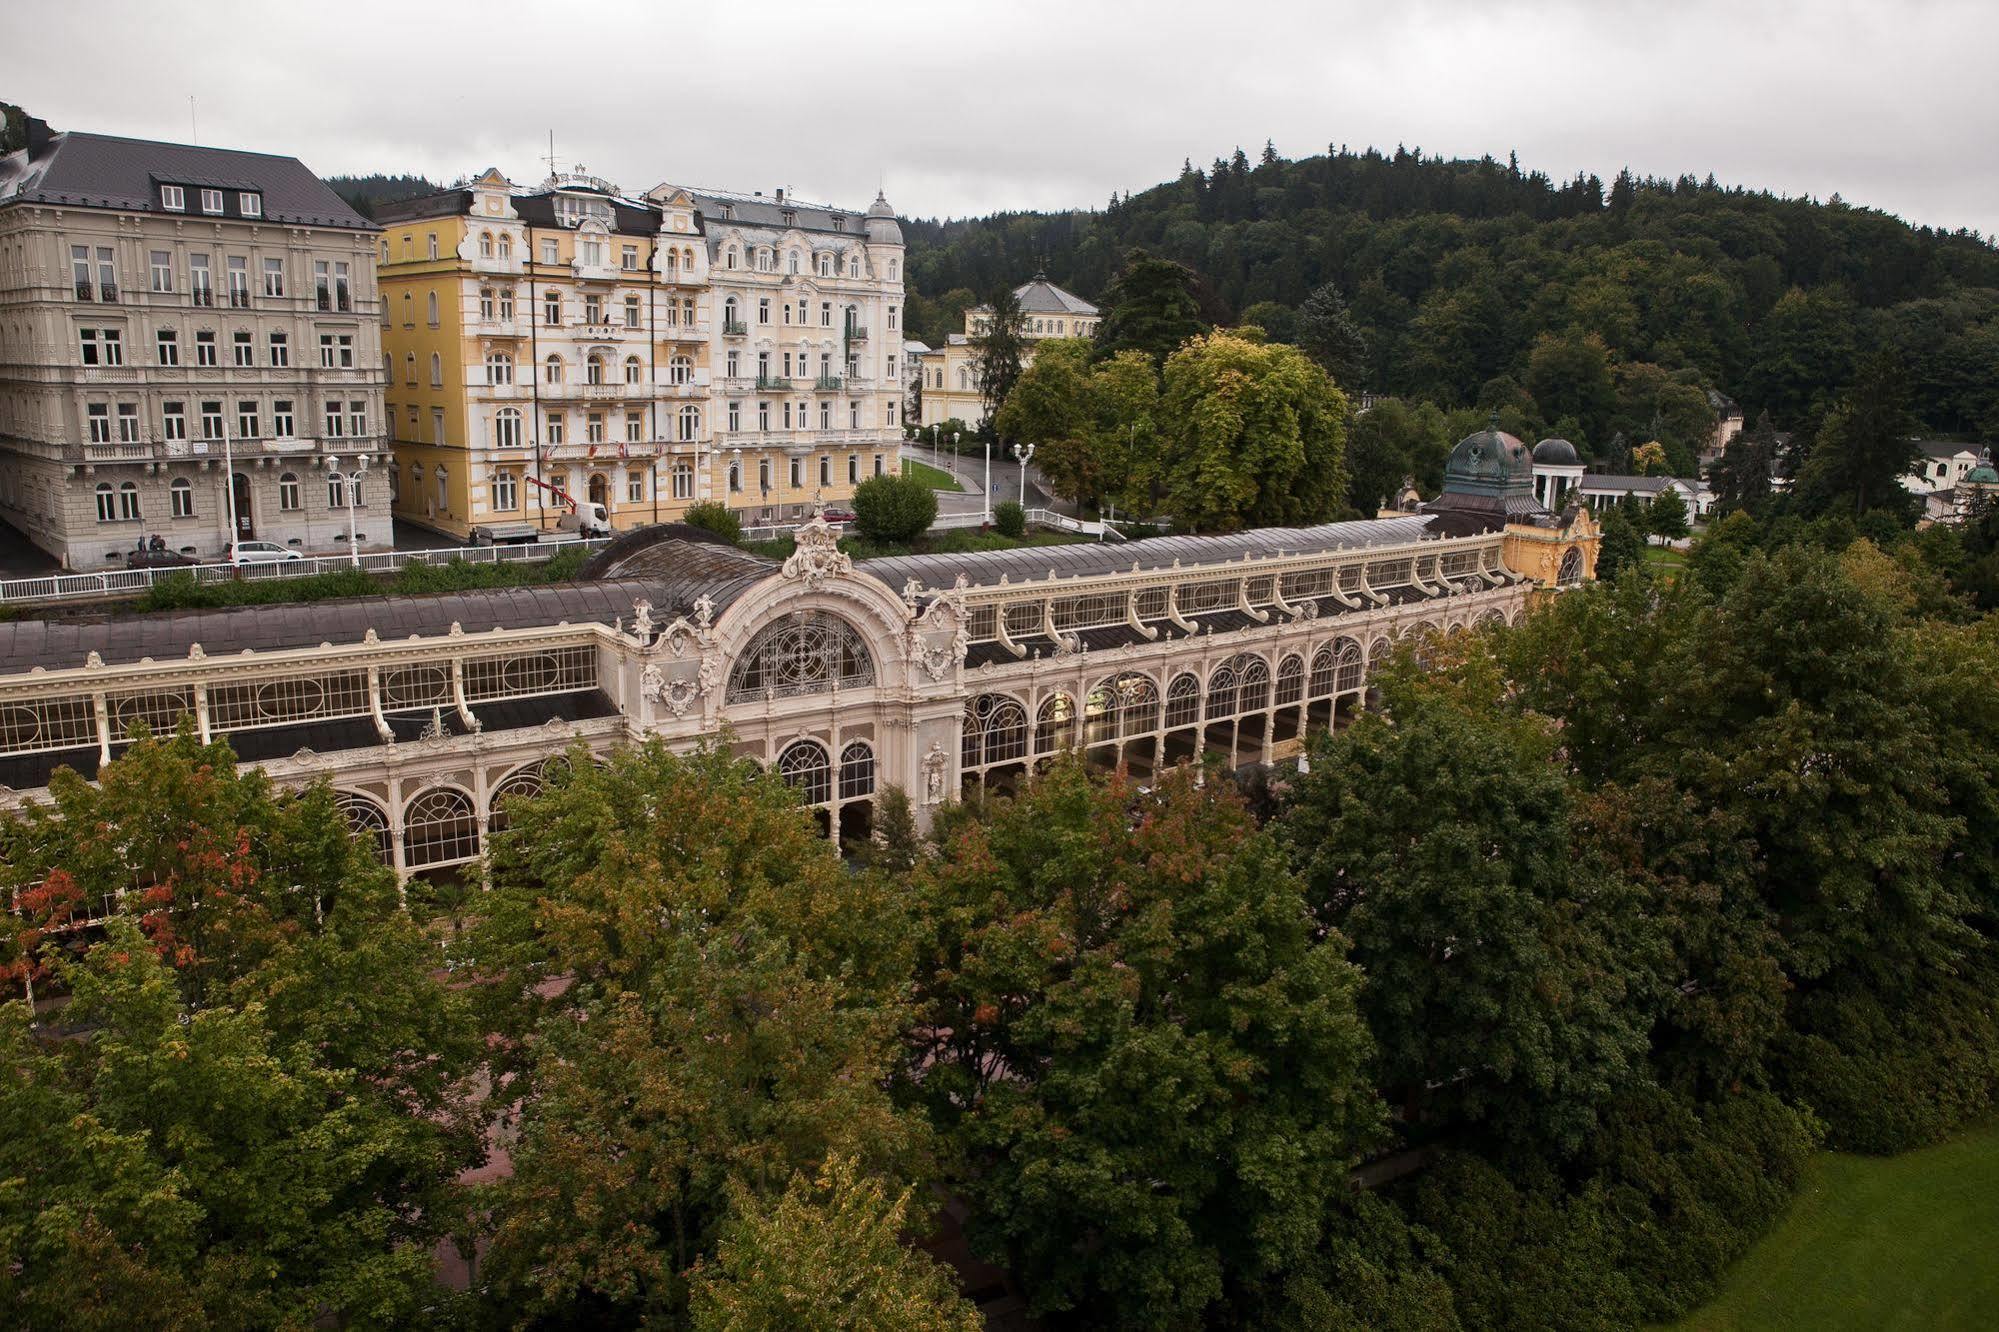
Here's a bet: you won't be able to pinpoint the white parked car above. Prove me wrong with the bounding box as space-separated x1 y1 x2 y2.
230 540 303 564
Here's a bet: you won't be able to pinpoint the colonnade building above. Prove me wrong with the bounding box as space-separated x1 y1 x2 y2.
374 170 907 541
0 120 389 568
0 425 1594 891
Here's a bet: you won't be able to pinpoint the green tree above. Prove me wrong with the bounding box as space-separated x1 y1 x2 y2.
1594 501 1647 580
1794 351 1921 520
1526 331 1616 442
972 285 1030 426
1092 249 1209 365
1297 281 1369 388
1282 670 1655 1154
0 102 27 155
1710 410 1782 513
470 742 928 1324
689 1156 980 1332
851 472 938 544
683 500 743 544
1157 331 1350 531
0 732 481 1326
992 499 1025 538
914 761 1380 1328
1238 299 1300 344
1647 487 1691 539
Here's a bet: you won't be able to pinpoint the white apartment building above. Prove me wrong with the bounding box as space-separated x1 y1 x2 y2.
0 119 390 568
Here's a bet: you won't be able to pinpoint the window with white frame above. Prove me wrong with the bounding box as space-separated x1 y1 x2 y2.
195 330 217 367
116 403 139 441
671 461 693 498
170 477 194 517
268 331 289 366
623 355 643 384
199 401 223 440
625 412 643 442
94 482 116 521
161 402 185 440
117 480 140 520
239 191 261 217
492 468 518 511
233 330 254 366
272 400 294 437
494 408 521 449
160 184 185 211
86 403 110 443
678 406 699 441
626 471 644 503
279 473 301 510
150 250 173 292
237 401 259 438
486 352 513 384
155 329 178 366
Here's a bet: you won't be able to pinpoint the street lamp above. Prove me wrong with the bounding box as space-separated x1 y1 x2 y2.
981 432 991 524
1011 441 1035 509
1102 423 1137 542
328 454 368 568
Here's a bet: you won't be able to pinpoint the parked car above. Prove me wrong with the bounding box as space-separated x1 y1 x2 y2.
125 548 197 570
821 508 855 523
229 540 303 564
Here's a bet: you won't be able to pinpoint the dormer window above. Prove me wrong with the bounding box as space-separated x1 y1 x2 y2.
831 216 845 231
720 203 735 220
781 209 796 227
200 189 224 215
240 192 262 217
160 185 185 211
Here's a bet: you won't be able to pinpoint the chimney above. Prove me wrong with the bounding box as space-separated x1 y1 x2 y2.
774 187 784 203
24 117 53 159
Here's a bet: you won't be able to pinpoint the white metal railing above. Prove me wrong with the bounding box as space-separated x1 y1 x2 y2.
0 537 613 606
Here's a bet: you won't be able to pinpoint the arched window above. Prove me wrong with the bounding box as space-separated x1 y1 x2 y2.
817 252 832 277
962 694 1028 767
403 787 479 867
94 482 115 522
678 405 700 441
839 740 875 799
1165 673 1201 727
1558 547 1583 586
485 351 513 385
478 232 493 258
494 408 521 449
426 291 438 324
586 353 605 385
117 481 141 520
1476 608 1508 630
488 761 547 835
727 613 875 703
169 476 193 518
1276 654 1305 705
669 354 693 385
1036 692 1076 754
724 246 738 270
777 740 831 805
430 351 442 387
787 249 799 274
587 473 608 505
1368 637 1393 675
1084 672 1159 745
1334 637 1364 692
543 353 564 384
623 355 643 384
335 792 392 865
1206 654 1270 719
496 234 512 260
1308 645 1337 698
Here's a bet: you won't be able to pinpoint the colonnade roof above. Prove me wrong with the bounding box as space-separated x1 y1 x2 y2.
859 515 1450 592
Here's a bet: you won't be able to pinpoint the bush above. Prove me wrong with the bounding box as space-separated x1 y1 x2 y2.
851 473 937 544
993 499 1026 538
682 501 742 545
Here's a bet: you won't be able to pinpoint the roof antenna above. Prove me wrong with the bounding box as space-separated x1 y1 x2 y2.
189 95 196 145
543 130 559 179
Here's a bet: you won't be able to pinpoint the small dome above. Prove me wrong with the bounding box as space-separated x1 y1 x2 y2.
1967 464 1999 485
1533 437 1580 466
864 191 902 245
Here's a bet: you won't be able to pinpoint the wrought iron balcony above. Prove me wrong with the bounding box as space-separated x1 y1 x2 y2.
723 318 749 337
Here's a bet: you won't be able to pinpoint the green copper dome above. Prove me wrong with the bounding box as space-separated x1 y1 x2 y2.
1966 464 1999 485
1422 415 1549 524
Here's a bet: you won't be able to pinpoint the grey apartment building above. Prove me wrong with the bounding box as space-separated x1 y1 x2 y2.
0 119 390 568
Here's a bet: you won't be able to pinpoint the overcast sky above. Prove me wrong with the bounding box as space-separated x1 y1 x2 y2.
4 0 1994 238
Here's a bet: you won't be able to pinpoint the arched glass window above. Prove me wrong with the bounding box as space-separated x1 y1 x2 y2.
95 482 115 522
838 740 875 799
669 354 693 384
403 787 479 867
1309 645 1337 698
496 234 512 260
543 353 564 384
478 232 493 258
1084 672 1159 745
777 740 831 805
1558 547 1584 586
962 694 1028 767
1275 654 1305 705
485 351 513 385
623 355 643 384
430 351 442 387
488 761 547 835
169 476 194 518
495 408 522 449
678 406 700 441
727 613 876 703
1165 673 1201 727
1476 608 1508 630
335 792 391 865
1335 637 1364 692
1035 692 1077 754
586 353 605 385
1206 654 1269 719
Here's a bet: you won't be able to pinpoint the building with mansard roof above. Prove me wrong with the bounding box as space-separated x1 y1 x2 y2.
0 425 1594 890
0 119 389 568
917 275 1099 430
373 170 907 541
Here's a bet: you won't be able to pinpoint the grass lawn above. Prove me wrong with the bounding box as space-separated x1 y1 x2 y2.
902 457 964 492
1668 1121 1999 1332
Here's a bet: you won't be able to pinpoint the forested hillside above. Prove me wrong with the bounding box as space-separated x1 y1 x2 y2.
903 145 1999 445
325 173 443 219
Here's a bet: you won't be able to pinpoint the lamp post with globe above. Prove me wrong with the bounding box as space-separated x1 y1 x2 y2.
327 454 369 568
1011 441 1035 509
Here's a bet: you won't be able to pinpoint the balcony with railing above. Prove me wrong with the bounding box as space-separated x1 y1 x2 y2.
754 371 790 390
315 286 353 313
814 373 844 391
228 287 252 309
843 324 868 342
722 318 749 338
191 286 214 308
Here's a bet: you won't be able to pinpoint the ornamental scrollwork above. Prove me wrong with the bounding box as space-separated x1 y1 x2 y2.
780 516 853 590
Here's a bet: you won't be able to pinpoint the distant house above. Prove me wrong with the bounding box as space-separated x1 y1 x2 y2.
1577 474 1715 520
1900 440 1993 523
917 276 1099 429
